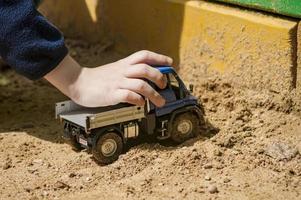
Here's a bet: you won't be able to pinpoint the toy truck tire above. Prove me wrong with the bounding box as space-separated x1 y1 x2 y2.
63 122 83 151
171 113 200 143
92 132 123 164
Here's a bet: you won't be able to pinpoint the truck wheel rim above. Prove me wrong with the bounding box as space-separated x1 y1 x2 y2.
177 120 193 135
101 139 118 157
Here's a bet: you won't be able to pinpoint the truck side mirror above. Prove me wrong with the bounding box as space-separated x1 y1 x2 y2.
189 84 194 93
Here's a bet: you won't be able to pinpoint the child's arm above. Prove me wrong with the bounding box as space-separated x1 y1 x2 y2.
0 0 172 108
0 0 68 80
45 51 172 107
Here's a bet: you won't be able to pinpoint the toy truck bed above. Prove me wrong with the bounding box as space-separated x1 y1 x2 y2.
55 100 145 132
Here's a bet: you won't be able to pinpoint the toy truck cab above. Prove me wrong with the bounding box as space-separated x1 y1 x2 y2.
144 66 204 140
56 66 204 164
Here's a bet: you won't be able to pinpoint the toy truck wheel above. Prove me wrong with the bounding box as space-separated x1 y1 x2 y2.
92 132 123 164
65 136 83 151
171 113 200 143
63 123 83 151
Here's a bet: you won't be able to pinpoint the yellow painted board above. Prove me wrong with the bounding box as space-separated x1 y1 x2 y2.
39 0 106 43
39 0 298 92
104 0 298 92
297 22 301 90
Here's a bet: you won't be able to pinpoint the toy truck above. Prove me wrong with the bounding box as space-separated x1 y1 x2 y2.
55 66 204 164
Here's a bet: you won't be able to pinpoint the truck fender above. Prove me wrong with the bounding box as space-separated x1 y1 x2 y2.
167 106 204 134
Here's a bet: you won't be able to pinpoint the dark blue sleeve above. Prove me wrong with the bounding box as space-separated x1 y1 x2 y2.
0 0 68 80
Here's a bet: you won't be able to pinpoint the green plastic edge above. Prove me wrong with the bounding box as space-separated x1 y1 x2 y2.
213 0 301 18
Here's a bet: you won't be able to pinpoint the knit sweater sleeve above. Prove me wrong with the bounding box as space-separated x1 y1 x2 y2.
0 0 68 80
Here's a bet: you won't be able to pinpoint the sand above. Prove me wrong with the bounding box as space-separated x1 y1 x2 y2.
0 39 300 200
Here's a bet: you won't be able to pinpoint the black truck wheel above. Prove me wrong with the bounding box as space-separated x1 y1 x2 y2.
171 113 200 143
63 122 83 151
65 136 83 151
92 132 123 164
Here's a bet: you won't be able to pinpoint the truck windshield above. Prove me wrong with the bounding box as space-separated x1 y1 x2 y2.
169 73 179 88
168 73 183 99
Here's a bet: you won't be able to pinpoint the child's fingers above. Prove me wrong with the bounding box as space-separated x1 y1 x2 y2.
125 64 167 89
121 78 165 107
114 89 145 106
125 50 173 66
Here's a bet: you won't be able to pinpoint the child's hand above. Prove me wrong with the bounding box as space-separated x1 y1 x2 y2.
45 50 173 108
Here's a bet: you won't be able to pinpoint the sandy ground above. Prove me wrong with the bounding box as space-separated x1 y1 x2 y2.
0 39 300 200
